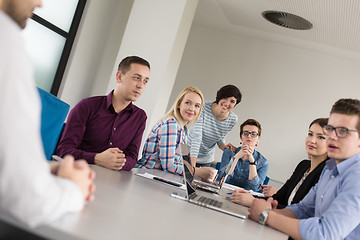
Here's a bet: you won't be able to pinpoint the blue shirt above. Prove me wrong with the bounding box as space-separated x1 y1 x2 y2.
287 153 360 239
217 147 269 191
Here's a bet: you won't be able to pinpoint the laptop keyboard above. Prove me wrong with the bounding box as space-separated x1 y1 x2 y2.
198 196 223 208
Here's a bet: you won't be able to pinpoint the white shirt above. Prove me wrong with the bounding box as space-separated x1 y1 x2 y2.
0 11 83 227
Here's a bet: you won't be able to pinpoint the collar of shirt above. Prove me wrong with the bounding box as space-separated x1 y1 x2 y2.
326 153 360 177
106 90 134 113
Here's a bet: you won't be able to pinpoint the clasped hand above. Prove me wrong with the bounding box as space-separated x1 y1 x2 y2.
234 145 254 161
95 148 126 171
51 155 96 203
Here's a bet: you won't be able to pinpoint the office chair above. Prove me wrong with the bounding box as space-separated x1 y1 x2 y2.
255 176 270 193
37 87 70 160
263 176 270 185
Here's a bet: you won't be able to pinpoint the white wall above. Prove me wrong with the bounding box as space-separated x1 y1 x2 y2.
169 24 360 183
57 0 198 159
56 1 360 183
58 0 134 108
105 0 198 142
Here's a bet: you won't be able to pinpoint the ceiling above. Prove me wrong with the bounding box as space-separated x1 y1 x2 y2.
193 0 360 59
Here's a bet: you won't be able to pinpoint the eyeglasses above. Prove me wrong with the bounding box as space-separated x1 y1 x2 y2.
242 131 259 138
323 125 360 138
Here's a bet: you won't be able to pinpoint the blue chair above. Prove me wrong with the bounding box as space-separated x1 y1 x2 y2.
263 176 270 185
37 87 70 160
215 162 221 170
256 176 270 193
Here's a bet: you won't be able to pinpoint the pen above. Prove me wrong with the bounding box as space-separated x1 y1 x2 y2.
153 176 182 187
226 192 232 200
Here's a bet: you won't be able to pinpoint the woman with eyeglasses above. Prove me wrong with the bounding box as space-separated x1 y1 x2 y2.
230 118 329 209
216 119 269 191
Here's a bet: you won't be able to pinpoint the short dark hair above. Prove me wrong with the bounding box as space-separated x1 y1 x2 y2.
240 119 262 136
330 98 360 130
309 118 328 129
215 85 242 105
117 56 150 74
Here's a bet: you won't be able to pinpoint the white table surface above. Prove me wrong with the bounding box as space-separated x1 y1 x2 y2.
0 165 288 240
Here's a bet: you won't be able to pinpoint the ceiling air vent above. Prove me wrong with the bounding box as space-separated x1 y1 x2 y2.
262 11 312 30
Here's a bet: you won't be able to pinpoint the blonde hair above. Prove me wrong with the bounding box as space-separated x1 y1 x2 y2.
164 86 204 126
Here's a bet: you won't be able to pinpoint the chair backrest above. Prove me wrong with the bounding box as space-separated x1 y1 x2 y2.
263 176 270 185
37 87 70 160
256 176 270 193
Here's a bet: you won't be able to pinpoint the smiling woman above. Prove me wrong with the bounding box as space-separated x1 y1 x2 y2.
137 86 214 179
188 85 242 168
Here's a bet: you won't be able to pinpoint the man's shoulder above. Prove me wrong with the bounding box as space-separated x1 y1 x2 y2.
81 95 106 103
343 154 360 174
0 11 21 42
130 103 147 119
0 11 26 62
73 95 106 111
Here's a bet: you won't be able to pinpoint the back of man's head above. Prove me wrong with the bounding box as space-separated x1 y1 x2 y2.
117 56 150 74
331 98 360 130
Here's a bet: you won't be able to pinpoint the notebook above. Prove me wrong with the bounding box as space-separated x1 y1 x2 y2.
180 144 247 219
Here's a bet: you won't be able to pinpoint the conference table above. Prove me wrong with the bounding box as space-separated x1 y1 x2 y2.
1 165 288 240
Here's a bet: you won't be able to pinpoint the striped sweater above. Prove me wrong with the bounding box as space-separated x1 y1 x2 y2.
188 100 237 163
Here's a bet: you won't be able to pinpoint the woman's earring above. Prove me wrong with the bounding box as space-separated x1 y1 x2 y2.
255 143 258 146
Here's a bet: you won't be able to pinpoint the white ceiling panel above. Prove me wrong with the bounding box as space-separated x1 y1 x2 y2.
194 0 360 56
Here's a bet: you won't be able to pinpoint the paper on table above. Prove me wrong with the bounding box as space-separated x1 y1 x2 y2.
135 172 186 190
222 183 264 197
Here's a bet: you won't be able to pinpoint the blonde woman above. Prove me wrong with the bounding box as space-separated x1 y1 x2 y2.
137 87 213 179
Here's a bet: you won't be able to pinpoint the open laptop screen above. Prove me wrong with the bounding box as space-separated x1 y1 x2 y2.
180 143 197 196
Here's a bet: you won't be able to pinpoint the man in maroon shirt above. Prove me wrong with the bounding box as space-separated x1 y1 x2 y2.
57 56 150 171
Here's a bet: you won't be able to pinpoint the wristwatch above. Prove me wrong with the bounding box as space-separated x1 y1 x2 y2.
249 161 256 165
258 209 271 225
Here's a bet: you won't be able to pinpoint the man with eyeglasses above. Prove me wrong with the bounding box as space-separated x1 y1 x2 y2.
248 98 360 239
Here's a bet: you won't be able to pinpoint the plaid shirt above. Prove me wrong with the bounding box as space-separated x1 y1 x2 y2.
137 118 187 175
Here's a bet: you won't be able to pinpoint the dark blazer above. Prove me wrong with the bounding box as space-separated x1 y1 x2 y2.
272 159 327 209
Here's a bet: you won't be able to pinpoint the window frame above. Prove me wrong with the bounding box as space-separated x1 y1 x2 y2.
30 0 87 96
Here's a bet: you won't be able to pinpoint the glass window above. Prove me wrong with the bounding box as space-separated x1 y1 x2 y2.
22 0 86 95
22 21 66 92
34 0 78 32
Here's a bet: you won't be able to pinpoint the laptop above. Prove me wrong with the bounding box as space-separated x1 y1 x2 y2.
180 144 247 219
180 144 236 194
